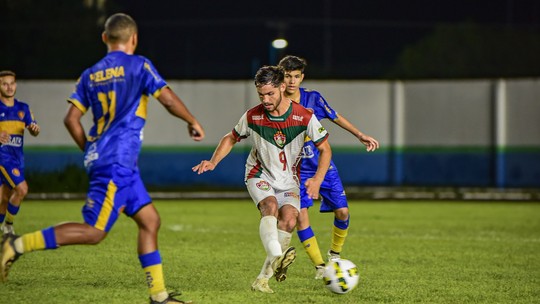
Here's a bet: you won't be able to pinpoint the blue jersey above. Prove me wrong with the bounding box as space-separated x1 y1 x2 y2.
68 51 167 171
0 99 36 165
297 88 338 175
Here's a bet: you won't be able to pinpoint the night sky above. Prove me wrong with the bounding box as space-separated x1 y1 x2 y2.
4 0 540 79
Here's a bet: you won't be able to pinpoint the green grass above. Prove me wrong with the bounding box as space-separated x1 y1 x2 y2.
0 200 539 304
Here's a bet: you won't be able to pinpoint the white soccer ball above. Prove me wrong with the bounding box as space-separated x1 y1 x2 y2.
322 259 360 294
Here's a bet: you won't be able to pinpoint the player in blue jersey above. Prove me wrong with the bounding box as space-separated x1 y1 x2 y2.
0 14 204 304
0 70 40 236
278 55 379 279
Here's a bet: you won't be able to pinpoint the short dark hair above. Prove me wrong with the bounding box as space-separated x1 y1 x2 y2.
254 66 284 88
278 55 307 73
0 70 16 78
104 13 138 43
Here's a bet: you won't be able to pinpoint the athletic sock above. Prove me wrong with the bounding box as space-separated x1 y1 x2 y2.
330 216 350 254
139 250 167 301
259 216 281 258
20 227 58 253
5 201 19 224
297 226 324 266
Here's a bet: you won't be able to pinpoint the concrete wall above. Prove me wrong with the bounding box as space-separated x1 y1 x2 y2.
14 78 540 188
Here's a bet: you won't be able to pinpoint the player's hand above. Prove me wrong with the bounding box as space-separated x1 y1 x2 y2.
192 160 216 174
27 122 40 136
359 134 379 152
305 178 322 200
0 130 9 144
188 122 205 142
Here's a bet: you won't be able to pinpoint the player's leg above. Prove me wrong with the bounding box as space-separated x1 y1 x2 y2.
127 170 190 303
296 180 326 278
319 172 349 261
0 167 122 283
272 190 299 282
0 164 27 233
328 207 349 260
0 185 10 233
3 180 28 231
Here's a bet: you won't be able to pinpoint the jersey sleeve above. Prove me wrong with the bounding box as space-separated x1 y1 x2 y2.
306 114 329 146
67 72 90 114
314 93 338 121
232 112 250 142
140 58 168 98
25 106 36 126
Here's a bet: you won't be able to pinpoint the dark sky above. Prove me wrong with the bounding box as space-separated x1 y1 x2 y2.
111 0 539 79
4 0 540 79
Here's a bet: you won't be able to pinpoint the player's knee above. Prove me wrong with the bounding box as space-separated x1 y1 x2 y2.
14 183 28 198
86 227 107 244
334 207 349 221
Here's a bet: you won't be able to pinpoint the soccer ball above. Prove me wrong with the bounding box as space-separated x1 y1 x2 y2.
322 259 360 294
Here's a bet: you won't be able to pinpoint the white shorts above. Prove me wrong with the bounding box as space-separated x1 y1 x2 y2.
246 178 301 212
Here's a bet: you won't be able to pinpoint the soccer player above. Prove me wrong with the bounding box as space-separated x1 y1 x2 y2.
0 13 205 304
278 55 379 279
0 70 40 235
192 65 332 293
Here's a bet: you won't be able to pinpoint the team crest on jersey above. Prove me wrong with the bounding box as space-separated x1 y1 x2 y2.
256 181 271 191
18 111 25 120
11 168 20 177
274 130 286 148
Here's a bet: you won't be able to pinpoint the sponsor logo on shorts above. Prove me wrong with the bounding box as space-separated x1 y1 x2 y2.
11 168 20 177
256 181 270 191
284 192 299 199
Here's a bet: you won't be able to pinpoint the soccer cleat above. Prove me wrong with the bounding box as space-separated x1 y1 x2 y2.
1 224 14 235
251 277 274 293
327 250 341 262
314 264 325 280
149 292 192 304
272 246 296 282
0 233 22 283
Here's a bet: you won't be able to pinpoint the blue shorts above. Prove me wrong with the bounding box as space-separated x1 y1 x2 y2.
0 162 25 189
83 164 151 232
300 169 348 212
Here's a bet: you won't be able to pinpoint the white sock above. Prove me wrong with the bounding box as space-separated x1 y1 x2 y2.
258 256 274 279
277 229 292 251
259 216 282 258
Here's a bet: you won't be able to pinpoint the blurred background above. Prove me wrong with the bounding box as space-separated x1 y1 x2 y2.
2 0 539 199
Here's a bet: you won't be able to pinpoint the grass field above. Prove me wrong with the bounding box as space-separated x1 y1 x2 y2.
0 200 538 304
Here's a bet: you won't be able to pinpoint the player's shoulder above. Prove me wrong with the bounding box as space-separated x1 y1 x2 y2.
291 101 314 119
301 87 323 97
13 98 30 109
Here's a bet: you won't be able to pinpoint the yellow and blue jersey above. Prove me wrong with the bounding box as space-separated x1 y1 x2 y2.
68 51 167 171
298 88 338 175
0 99 36 165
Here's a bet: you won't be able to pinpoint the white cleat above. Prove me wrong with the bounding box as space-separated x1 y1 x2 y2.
0 224 14 235
314 265 325 280
251 277 274 293
327 250 341 262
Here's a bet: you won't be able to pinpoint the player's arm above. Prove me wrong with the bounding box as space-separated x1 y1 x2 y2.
157 86 205 141
192 132 237 174
305 139 332 199
333 113 379 152
63 104 87 151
